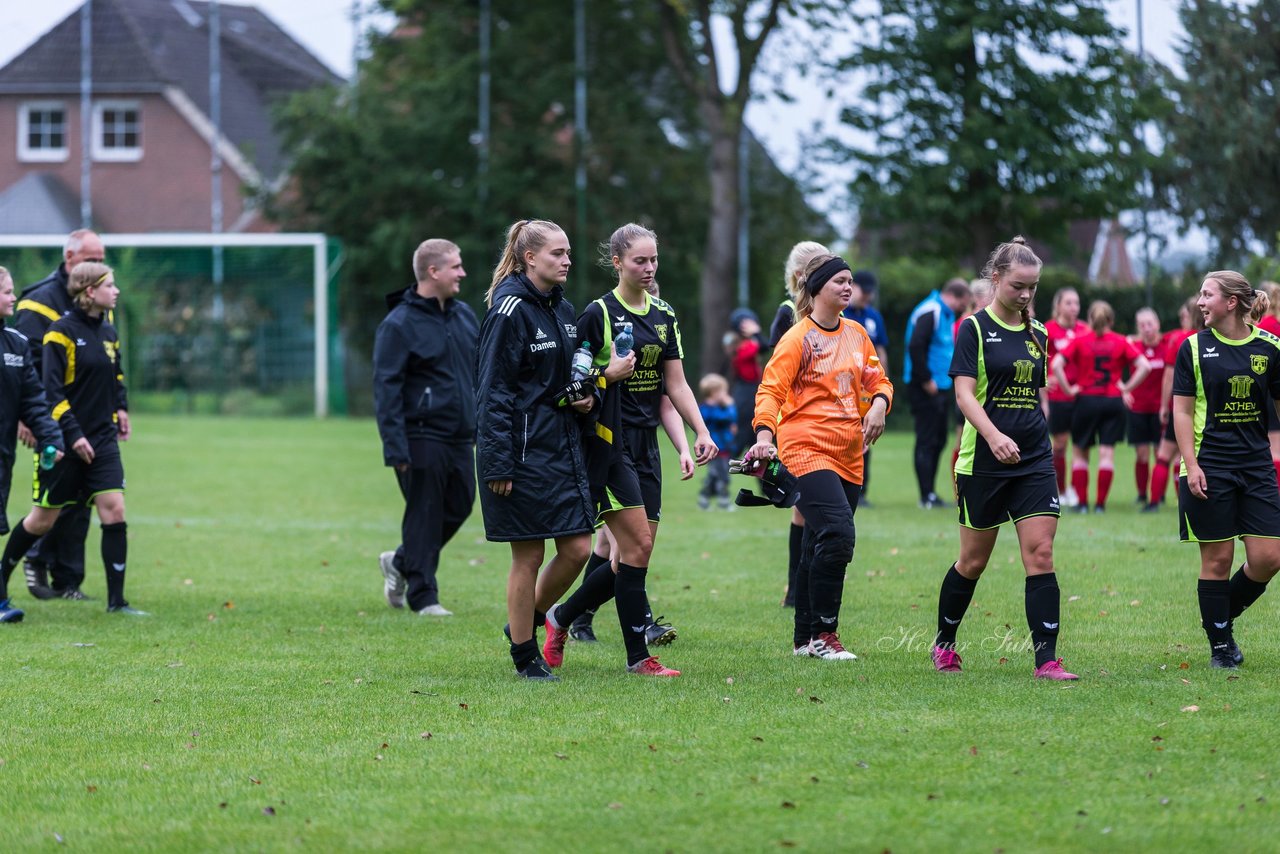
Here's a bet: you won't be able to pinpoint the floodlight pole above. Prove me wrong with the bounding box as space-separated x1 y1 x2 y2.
737 126 750 308
478 0 491 205
79 0 92 227
574 0 588 292
210 0 224 302
1137 0 1153 305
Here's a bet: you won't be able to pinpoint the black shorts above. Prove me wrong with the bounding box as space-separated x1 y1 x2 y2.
591 440 645 525
624 426 662 523
35 440 125 508
1163 412 1177 443
1179 467 1280 543
1048 401 1075 436
1127 411 1162 446
1070 395 1125 449
955 467 1060 530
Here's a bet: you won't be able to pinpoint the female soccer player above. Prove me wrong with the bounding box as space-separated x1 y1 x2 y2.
476 219 612 680
1147 298 1204 511
544 223 715 677
748 253 892 660
0 262 137 615
0 266 64 623
932 237 1076 680
1045 288 1088 503
1052 301 1150 513
1173 271 1280 669
1254 282 1280 491
772 241 829 608
1128 308 1166 506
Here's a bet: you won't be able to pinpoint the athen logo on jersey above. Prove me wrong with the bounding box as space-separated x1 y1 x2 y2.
1025 340 1041 359
1228 375 1254 399
3 353 22 367
1252 354 1268 375
655 323 668 344
639 344 663 369
1013 359 1036 384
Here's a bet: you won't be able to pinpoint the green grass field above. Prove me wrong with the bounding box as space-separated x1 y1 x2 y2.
2 416 1278 851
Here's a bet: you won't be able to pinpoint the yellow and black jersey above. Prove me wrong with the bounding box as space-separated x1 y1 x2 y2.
42 307 127 448
579 288 683 429
1173 326 1280 473
951 308 1052 478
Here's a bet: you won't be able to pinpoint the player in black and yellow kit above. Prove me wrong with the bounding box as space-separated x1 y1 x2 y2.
0 262 142 615
543 223 716 677
932 237 1078 680
1172 271 1280 670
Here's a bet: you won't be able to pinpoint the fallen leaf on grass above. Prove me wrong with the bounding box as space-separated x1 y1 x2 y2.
1068 595 1081 602
207 615 216 622
458 703 468 710
410 689 437 696
250 777 262 785
54 833 64 844
167 662 184 668
72 643 95 648
219 802 227 809
374 755 383 761
1179 662 1190 670
998 657 1009 665
751 736 764 742
648 744 657 752
927 793 939 800
608 802 623 810
780 841 797 848
969 746 979 756
1151 736 1163 742
263 806 276 816
726 677 734 685
467 558 487 567
810 776 820 783
223 601 234 610
86 785 97 793
809 696 823 704
1180 678 1191 685
781 801 795 809
1160 798 1170 805
420 732 432 740
554 753 569 760
1227 675 1240 681
856 761 869 769
1181 705 1200 713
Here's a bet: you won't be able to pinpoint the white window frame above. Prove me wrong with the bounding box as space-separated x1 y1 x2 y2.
17 101 70 163
92 99 142 162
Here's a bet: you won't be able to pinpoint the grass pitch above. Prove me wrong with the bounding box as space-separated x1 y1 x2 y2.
2 416 1278 851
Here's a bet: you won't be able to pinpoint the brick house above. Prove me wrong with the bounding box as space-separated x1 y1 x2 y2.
0 0 340 233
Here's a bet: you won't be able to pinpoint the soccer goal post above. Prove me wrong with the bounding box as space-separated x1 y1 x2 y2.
0 232 342 417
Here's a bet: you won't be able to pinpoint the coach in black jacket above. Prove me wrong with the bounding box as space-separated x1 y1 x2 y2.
372 239 479 617
11 229 106 599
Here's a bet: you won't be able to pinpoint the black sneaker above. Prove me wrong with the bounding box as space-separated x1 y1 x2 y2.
516 657 559 681
1209 648 1238 669
568 614 597 643
1093 505 1106 514
918 494 947 509
1226 637 1245 665
1070 505 1090 514
58 587 93 601
1140 502 1161 513
24 561 56 600
644 617 677 647
107 604 150 616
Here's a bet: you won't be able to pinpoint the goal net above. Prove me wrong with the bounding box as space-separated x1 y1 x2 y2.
0 233 343 417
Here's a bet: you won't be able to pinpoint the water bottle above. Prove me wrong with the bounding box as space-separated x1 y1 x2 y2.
39 444 58 471
614 322 634 357
570 344 593 381
857 355 883 417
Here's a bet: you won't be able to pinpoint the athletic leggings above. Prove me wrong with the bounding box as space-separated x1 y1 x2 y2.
792 469 861 646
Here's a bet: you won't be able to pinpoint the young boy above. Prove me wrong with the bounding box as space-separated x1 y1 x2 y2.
698 373 737 509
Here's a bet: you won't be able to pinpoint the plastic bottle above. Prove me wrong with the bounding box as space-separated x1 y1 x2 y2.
614 322 634 357
39 444 58 471
570 344 594 381
857 355 883 417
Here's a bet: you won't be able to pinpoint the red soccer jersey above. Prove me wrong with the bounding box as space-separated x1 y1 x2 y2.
1259 315 1280 338
1045 319 1089 402
733 338 763 383
1059 330 1141 398
1128 337 1165 414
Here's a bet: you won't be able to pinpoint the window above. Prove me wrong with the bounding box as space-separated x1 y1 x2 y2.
18 102 69 162
92 100 142 161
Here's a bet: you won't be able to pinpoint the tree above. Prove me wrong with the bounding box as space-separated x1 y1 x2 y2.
270 0 827 397
656 0 843 373
1160 0 1280 261
836 0 1160 267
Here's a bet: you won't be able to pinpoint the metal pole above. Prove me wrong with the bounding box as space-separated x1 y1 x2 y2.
79 0 92 227
574 0 588 275
478 0 491 205
737 126 749 307
210 0 224 304
1137 0 1153 305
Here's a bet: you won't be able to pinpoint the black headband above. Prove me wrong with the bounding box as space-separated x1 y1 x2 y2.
807 257 851 296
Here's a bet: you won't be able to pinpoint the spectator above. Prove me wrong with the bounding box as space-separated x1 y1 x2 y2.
727 308 764 455
372 238 478 618
905 278 971 508
697 373 736 510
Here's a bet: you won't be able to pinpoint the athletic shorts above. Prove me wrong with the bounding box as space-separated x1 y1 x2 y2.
591 441 645 525
1127 411 1162 446
1163 412 1177 443
1179 466 1280 543
1048 401 1075 436
35 440 125 508
624 426 662 523
1070 395 1125 449
955 467 1060 530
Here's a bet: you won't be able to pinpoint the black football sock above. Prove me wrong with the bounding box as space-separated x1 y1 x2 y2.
573 553 610 626
0 518 40 600
510 639 538 671
785 523 803 606
935 563 978 648
1228 564 1269 620
1198 579 1232 654
793 527 815 647
614 563 651 666
533 608 546 629
554 561 615 627
1025 572 1061 668
101 522 128 608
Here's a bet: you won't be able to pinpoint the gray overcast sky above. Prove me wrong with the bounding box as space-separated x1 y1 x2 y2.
1 1 1191 250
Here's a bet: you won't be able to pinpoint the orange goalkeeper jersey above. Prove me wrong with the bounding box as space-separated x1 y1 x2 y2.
754 316 894 484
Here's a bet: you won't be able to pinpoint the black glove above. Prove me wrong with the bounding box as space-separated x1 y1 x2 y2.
729 457 801 508
554 378 595 408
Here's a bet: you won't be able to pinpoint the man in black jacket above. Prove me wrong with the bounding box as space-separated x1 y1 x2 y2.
12 229 107 600
373 239 479 617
